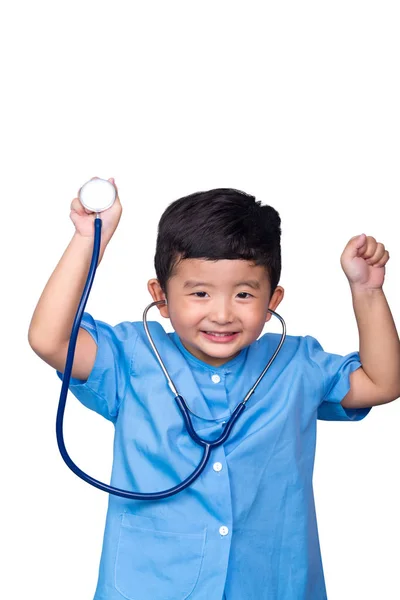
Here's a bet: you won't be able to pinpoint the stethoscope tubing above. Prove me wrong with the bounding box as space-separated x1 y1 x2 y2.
56 215 286 500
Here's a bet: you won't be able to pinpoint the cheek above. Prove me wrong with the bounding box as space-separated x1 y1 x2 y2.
177 302 204 318
168 304 199 327
247 311 269 332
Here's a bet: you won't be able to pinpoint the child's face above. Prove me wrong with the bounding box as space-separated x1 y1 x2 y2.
148 258 284 367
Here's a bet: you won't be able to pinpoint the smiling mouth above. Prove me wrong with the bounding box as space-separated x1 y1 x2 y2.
201 331 240 342
202 331 239 335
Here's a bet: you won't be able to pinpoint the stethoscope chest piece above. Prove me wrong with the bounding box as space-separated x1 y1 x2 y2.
79 177 116 213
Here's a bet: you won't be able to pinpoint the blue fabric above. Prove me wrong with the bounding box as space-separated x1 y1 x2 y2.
57 313 371 600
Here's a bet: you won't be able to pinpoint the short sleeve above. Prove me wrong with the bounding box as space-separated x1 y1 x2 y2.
56 312 138 422
304 335 372 422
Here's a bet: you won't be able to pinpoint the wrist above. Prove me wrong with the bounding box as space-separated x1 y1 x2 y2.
349 283 384 296
73 230 109 249
350 285 385 307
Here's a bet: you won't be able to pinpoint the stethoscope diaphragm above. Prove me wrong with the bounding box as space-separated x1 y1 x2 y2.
79 177 116 213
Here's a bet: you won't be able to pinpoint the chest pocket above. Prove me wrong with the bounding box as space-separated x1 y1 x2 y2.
115 512 207 600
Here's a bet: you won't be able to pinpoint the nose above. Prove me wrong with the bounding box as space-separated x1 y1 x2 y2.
209 298 235 325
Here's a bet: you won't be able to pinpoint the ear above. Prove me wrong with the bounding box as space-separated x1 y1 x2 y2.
147 279 169 318
265 286 284 322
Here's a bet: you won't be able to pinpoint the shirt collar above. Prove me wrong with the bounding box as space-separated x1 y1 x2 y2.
170 331 248 373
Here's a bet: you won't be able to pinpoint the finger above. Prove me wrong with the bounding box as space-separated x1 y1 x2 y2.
366 242 386 264
345 234 368 259
108 178 121 205
358 236 368 253
70 196 93 215
360 235 378 260
109 177 118 194
372 249 389 268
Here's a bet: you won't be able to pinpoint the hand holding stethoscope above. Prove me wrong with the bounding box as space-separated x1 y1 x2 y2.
71 176 122 241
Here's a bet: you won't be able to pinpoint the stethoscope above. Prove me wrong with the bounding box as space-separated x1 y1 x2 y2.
56 177 287 500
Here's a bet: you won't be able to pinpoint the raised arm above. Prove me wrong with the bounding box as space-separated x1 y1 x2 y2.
340 234 400 408
28 177 122 381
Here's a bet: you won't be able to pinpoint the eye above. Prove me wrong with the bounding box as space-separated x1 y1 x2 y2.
192 292 253 299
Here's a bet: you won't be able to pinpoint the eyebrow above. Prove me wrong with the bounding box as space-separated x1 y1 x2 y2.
183 279 261 290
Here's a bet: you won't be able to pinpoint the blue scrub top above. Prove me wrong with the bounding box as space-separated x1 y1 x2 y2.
57 313 371 600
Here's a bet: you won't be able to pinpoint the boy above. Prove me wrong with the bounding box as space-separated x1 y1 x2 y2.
28 180 400 599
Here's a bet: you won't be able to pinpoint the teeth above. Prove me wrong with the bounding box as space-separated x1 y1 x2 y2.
206 332 235 336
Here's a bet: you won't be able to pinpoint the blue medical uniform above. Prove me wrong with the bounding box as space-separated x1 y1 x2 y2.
57 313 371 600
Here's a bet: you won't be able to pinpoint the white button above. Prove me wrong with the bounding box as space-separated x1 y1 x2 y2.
213 462 223 472
211 374 221 383
219 526 229 536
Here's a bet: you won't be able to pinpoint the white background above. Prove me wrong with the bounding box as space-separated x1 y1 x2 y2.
2 1 400 598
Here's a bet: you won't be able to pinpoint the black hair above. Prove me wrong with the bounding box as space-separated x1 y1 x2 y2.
154 188 281 300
